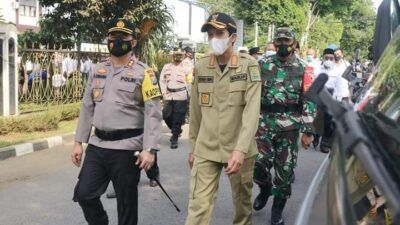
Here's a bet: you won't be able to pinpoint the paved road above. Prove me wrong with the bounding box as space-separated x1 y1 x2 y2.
0 124 326 225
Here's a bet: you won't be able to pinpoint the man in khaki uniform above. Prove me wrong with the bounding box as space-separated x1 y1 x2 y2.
71 18 162 225
186 12 262 225
160 48 191 148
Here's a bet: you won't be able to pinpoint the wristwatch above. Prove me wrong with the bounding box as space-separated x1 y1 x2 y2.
146 148 158 154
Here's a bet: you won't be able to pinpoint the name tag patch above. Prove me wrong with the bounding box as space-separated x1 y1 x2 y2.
121 76 136 83
198 76 214 83
94 74 107 79
230 73 247 82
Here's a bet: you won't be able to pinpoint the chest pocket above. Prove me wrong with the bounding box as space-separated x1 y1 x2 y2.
92 79 106 102
197 82 214 107
283 69 303 95
116 80 137 106
228 80 247 106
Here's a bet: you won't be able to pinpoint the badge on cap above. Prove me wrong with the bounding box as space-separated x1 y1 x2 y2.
117 20 125 28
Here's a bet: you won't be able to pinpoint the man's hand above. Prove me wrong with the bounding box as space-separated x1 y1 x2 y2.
135 151 155 171
224 150 245 175
71 142 83 167
188 153 194 169
301 133 314 150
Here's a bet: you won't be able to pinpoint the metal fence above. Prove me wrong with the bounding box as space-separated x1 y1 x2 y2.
18 49 108 105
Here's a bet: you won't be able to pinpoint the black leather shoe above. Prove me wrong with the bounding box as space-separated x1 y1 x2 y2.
106 191 116 199
271 198 287 225
320 145 331 153
271 219 285 225
170 134 178 149
149 179 158 187
253 192 269 211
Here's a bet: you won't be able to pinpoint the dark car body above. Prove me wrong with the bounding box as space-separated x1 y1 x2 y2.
295 0 400 224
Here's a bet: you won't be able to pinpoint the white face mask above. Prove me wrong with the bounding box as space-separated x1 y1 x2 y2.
323 60 335 69
209 37 230 56
265 50 276 57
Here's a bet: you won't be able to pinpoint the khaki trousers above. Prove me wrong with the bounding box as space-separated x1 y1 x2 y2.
185 156 255 225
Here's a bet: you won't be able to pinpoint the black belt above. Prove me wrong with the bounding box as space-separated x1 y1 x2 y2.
261 104 302 113
167 87 186 92
94 128 143 141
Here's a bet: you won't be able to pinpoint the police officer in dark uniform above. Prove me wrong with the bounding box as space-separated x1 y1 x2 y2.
71 18 162 225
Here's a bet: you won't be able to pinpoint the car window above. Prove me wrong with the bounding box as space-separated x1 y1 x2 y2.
346 27 400 225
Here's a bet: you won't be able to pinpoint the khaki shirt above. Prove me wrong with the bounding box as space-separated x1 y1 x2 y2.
159 62 191 101
75 57 162 151
189 52 262 162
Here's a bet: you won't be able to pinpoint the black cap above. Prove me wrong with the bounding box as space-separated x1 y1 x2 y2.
249 47 262 55
183 46 193 53
107 18 137 36
201 12 237 33
323 48 335 55
173 48 184 55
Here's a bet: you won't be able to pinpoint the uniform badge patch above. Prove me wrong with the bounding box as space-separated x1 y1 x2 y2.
93 89 102 101
249 66 261 82
144 68 158 85
201 93 210 105
142 68 161 102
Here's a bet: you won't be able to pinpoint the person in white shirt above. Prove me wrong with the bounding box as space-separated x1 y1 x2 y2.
314 48 350 153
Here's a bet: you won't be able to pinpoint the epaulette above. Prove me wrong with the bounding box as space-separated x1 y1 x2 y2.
136 61 148 69
239 52 253 60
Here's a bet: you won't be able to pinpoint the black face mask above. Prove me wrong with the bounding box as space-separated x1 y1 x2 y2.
108 39 132 57
276 44 294 58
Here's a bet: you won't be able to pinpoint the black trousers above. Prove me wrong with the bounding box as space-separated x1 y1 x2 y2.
73 144 141 225
163 100 188 135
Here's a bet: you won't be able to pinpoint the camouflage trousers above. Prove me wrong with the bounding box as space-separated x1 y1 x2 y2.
254 128 299 199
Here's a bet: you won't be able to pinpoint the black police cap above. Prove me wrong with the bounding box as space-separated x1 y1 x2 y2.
249 47 262 55
201 12 237 33
107 18 137 36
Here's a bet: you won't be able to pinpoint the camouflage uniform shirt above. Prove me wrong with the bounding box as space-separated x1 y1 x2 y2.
259 54 316 134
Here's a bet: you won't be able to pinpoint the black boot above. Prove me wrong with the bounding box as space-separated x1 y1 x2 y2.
271 197 287 225
170 134 178 149
253 184 271 211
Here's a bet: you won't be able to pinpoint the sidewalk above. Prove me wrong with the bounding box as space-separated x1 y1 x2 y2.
0 133 75 161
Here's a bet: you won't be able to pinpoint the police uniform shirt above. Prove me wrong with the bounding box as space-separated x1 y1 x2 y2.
74 57 162 151
159 62 191 101
189 52 262 162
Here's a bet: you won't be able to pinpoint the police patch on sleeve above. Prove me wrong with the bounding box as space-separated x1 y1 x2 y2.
142 68 161 102
249 66 261 82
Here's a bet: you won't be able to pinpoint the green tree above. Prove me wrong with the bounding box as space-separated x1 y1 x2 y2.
37 0 173 68
339 0 376 60
308 14 344 54
197 0 235 15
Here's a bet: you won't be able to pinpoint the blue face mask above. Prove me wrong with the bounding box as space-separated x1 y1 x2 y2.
306 55 313 63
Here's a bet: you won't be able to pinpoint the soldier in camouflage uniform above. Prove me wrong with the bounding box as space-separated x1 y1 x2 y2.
253 27 316 225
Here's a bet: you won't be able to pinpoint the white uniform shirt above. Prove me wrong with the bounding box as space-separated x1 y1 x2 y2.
315 65 350 101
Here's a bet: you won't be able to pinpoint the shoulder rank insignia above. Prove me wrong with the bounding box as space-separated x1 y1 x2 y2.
97 68 107 74
142 68 161 102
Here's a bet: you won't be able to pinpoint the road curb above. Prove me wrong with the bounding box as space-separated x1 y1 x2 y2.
0 133 75 161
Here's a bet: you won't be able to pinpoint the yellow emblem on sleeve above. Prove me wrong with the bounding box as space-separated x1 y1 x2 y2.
142 68 161 102
249 66 261 82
